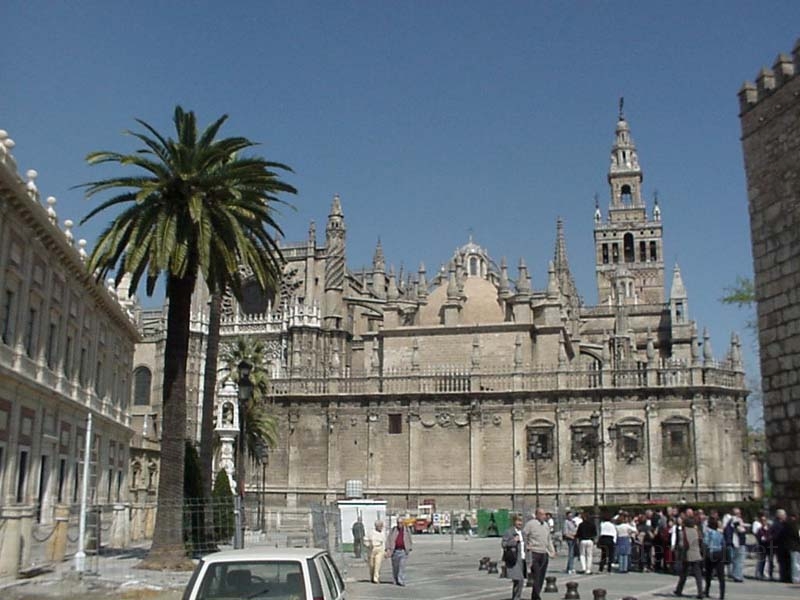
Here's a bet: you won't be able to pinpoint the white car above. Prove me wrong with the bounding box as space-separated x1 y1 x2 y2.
181 547 346 600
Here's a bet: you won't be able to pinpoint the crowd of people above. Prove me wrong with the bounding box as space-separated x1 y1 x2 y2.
501 505 799 600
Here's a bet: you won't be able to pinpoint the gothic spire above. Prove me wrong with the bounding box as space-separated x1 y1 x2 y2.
670 264 687 299
372 238 385 272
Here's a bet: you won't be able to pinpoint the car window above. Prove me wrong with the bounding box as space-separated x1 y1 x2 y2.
182 560 204 600
193 559 306 600
321 555 345 597
314 555 338 600
307 558 325 600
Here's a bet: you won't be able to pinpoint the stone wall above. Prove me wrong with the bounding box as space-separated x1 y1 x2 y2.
739 41 800 514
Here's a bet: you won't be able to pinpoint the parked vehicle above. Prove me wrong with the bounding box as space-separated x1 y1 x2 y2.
181 547 345 600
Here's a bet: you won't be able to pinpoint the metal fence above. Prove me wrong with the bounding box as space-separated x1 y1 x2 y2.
15 498 342 580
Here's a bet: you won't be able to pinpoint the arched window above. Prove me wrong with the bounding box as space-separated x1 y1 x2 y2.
649 241 658 261
620 184 632 204
526 421 554 460
623 233 635 263
133 367 151 406
469 256 478 276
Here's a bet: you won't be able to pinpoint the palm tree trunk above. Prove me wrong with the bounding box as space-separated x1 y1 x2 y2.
141 274 196 569
200 291 223 501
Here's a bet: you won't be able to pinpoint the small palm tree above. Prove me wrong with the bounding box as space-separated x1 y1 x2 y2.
220 337 278 489
80 106 295 567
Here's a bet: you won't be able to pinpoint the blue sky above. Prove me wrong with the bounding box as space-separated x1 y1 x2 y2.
4 1 798 398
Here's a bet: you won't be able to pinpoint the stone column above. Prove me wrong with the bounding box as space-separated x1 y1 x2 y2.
46 504 70 562
109 503 131 549
0 505 34 580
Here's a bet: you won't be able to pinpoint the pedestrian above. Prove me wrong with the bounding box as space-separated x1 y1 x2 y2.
522 507 556 600
703 516 725 600
576 511 597 575
365 519 386 584
502 515 527 600
673 516 703 599
773 510 800 583
598 513 617 573
752 512 773 580
638 510 655 572
615 514 637 574
352 516 365 558
385 516 413 586
461 514 472 540
722 507 746 583
562 511 578 574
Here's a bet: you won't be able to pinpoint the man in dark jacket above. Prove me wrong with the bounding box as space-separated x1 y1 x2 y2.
502 515 527 600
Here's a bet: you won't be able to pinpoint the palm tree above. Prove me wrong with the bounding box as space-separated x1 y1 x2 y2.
220 338 279 472
80 106 295 567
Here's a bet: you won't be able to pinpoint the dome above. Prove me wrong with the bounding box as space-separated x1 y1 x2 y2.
417 276 505 326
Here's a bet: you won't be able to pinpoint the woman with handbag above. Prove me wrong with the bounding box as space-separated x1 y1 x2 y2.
501 515 527 600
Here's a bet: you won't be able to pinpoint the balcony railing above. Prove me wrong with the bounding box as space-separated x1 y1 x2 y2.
267 363 745 396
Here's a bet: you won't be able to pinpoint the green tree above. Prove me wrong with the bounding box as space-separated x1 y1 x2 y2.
212 469 236 542
80 106 295 567
220 337 278 493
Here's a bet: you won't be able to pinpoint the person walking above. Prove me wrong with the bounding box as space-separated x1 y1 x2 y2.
365 520 386 584
598 514 617 573
615 514 637 574
703 517 726 600
753 513 773 580
722 507 747 583
352 516 365 559
385 516 413 586
502 515 527 600
576 511 597 574
522 507 556 600
673 516 703 599
563 511 578 574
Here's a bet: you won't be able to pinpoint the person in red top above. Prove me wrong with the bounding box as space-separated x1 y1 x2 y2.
386 517 414 586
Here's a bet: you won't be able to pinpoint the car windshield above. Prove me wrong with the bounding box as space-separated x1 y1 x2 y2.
194 560 306 600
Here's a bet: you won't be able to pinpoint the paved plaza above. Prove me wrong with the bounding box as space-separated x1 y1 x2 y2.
343 534 799 600
3 533 798 600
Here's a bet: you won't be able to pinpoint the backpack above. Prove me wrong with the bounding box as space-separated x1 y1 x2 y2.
722 520 734 546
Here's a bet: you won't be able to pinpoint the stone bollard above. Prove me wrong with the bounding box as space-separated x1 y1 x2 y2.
545 575 558 593
564 581 580 599
46 505 70 562
487 561 498 574
479 556 491 570
592 589 607 600
621 597 638 600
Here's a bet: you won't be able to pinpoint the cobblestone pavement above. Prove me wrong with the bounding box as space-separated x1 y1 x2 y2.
3 535 799 600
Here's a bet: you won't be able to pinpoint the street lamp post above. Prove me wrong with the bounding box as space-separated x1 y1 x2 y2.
586 411 617 527
532 442 542 509
235 360 253 548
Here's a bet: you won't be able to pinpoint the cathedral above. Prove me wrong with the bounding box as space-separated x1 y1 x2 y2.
130 112 749 511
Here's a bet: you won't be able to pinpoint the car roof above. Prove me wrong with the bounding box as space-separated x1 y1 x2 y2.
201 548 329 563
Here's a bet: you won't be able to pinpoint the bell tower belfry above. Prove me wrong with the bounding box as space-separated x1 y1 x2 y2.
594 101 665 305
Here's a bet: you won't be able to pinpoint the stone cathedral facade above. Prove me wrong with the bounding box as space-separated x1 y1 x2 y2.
131 112 749 511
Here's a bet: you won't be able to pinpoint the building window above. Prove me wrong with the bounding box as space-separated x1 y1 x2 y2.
623 233 635 263
63 335 73 377
46 322 58 370
571 425 597 462
57 458 67 503
639 241 647 262
526 425 554 460
78 347 88 386
133 367 152 406
601 244 609 264
674 301 685 324
17 449 29 503
1 289 14 345
621 184 632 204
107 468 114 502
649 241 658 261
25 307 38 358
469 257 478 276
662 421 690 459
95 360 104 396
388 413 402 434
616 422 644 462
612 243 619 264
